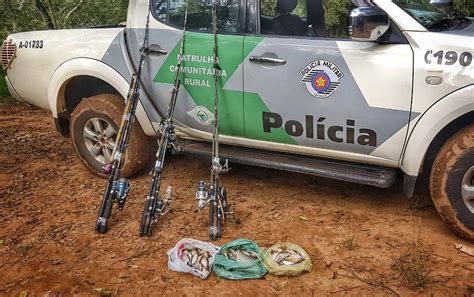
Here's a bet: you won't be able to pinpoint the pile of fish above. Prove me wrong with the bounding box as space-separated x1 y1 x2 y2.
169 239 312 279
271 247 305 266
223 248 259 262
181 248 211 273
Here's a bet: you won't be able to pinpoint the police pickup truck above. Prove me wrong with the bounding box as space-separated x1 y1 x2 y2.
2 0 473 240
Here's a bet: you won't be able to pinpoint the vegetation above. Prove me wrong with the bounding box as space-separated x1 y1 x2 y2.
454 0 474 16
322 0 351 37
0 69 8 97
0 0 128 42
0 0 128 97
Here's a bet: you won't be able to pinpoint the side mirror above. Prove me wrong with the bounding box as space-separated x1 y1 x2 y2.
348 7 390 42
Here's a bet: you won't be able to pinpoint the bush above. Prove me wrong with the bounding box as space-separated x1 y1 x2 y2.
0 0 128 40
0 69 9 97
454 0 474 16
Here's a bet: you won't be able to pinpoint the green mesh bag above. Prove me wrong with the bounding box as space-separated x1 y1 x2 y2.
212 238 267 280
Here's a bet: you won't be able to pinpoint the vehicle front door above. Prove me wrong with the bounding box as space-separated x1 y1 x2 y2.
242 0 414 162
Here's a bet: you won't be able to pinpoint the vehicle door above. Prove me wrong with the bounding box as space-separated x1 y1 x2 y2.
242 0 415 161
128 0 247 137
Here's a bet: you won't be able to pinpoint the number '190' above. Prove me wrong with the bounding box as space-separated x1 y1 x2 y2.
424 50 472 66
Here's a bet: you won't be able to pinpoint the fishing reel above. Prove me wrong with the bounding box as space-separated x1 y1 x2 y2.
167 128 180 153
211 157 229 175
115 178 130 210
158 120 180 153
158 186 173 216
147 186 174 219
195 181 239 221
195 181 226 209
216 186 240 224
195 180 210 209
139 186 173 237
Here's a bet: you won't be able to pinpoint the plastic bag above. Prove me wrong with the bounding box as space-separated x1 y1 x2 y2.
262 242 312 276
212 238 267 280
167 238 220 279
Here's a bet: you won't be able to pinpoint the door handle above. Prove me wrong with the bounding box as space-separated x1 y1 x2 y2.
249 56 286 65
146 44 168 55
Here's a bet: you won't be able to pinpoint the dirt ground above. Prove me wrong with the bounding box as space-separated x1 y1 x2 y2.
0 99 473 296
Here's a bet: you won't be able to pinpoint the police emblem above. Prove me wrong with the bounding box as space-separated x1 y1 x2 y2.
300 59 344 99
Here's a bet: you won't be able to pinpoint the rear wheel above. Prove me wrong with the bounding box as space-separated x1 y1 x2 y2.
430 124 474 242
70 94 152 178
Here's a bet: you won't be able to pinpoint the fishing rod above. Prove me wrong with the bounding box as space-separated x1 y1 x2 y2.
95 7 153 234
195 0 237 241
139 3 188 237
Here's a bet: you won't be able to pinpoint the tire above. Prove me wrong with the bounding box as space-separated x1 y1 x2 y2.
430 124 474 241
70 94 152 178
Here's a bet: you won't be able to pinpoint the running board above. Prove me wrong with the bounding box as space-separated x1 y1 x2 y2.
178 141 397 188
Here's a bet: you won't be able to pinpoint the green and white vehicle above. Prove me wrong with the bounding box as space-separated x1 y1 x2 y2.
2 0 473 240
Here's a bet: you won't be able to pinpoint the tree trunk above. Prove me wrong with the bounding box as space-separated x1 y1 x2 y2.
35 0 55 29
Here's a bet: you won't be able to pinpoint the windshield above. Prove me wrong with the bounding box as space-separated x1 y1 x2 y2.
393 0 447 28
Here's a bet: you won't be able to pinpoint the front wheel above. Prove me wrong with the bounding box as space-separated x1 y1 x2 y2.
430 124 474 242
70 94 152 178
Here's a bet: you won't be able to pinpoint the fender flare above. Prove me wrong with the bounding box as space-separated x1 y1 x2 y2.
401 84 474 177
47 57 155 135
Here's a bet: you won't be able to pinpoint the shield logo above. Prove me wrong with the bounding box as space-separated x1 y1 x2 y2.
300 59 344 99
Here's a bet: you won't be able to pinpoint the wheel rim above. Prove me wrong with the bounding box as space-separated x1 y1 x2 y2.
461 166 474 214
83 117 117 164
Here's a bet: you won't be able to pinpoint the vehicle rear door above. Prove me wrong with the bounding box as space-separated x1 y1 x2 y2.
128 0 247 137
242 0 415 161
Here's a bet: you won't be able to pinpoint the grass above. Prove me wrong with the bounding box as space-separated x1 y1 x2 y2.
337 229 358 251
392 222 438 290
0 69 9 97
393 238 432 289
341 233 358 251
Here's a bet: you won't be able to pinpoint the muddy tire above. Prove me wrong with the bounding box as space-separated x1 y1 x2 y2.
430 124 474 241
70 94 152 178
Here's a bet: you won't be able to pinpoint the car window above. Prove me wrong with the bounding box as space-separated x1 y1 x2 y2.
152 0 242 33
322 0 352 38
258 0 374 38
261 0 307 18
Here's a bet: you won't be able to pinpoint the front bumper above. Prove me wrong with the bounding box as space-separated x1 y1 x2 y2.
5 75 29 105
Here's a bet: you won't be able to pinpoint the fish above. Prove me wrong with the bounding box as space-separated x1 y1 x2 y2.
201 256 209 269
224 248 238 261
273 252 291 264
281 255 304 265
181 248 211 271
191 250 198 265
271 247 305 266
184 254 191 266
271 248 283 254
194 260 203 271
180 248 213 272
224 248 258 263
241 250 259 259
